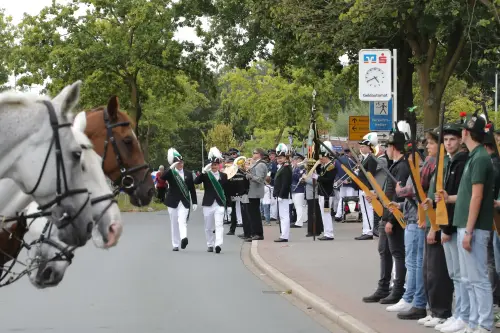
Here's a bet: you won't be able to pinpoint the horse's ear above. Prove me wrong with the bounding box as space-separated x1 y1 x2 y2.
107 95 119 122
73 111 87 133
54 81 82 119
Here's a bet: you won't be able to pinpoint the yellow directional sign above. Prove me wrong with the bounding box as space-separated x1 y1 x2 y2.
348 116 370 141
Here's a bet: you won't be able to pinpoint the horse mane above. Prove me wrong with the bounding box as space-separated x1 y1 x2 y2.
87 106 136 128
0 91 50 107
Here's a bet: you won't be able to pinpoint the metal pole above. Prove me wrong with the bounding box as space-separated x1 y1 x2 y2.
201 138 204 170
495 72 498 123
393 48 398 124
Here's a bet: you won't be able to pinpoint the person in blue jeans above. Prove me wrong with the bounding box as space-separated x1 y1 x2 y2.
262 176 272 225
386 151 426 319
437 113 494 333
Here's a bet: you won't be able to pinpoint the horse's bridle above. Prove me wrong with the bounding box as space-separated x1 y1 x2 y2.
26 100 90 230
101 108 150 194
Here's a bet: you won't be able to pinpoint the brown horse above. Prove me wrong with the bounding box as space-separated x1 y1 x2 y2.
0 96 154 284
85 96 155 207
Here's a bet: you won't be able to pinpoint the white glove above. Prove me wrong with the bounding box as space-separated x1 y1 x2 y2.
192 204 197 211
246 174 253 180
226 207 232 216
278 197 283 202
170 162 179 170
312 174 318 180
202 164 211 174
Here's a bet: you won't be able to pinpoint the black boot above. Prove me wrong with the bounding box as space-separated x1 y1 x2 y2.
380 292 404 304
397 307 427 320
362 290 390 303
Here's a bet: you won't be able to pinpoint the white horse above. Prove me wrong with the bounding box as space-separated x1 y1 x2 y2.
0 81 93 247
9 111 123 288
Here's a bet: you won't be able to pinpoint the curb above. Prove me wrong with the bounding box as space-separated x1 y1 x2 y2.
250 241 378 333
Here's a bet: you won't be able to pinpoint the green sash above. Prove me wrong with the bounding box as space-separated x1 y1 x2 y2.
172 169 190 202
207 171 226 208
275 163 290 178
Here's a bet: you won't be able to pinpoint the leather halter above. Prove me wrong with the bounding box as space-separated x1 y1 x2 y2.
26 100 90 230
101 108 149 192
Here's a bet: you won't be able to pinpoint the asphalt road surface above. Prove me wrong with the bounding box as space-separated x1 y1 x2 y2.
0 196 338 333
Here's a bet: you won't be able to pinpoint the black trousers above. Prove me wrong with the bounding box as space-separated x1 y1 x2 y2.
248 198 264 238
157 187 166 202
423 228 453 318
377 220 406 296
229 201 251 237
307 199 323 236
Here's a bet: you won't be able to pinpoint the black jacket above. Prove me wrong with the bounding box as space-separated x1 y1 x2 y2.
194 172 231 207
161 168 197 209
273 163 292 199
357 154 378 190
491 153 500 199
317 161 336 197
226 169 249 198
382 155 410 227
440 151 468 235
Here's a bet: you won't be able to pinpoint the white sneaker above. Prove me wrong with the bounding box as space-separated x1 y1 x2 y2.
425 317 446 327
418 315 433 325
386 298 412 312
436 317 456 331
441 319 467 333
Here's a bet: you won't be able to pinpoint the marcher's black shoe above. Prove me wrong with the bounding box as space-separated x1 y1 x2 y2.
274 238 288 242
215 246 221 254
334 217 343 222
362 291 390 303
207 247 214 252
252 235 264 241
397 307 427 320
237 234 246 239
181 238 188 249
318 236 334 241
172 247 179 252
380 293 403 304
373 230 379 237
226 231 235 235
355 234 373 240
290 224 302 228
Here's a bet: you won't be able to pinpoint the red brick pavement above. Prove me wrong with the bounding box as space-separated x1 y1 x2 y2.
258 222 431 333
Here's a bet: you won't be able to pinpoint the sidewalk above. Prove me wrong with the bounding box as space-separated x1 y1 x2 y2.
253 222 432 333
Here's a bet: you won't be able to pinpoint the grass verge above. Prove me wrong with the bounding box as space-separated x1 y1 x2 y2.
116 193 167 212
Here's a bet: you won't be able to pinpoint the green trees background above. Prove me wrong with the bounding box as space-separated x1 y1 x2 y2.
1 0 499 169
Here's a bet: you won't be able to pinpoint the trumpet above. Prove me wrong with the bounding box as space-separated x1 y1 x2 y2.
333 166 360 189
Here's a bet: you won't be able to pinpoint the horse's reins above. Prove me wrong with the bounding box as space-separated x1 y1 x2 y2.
101 108 149 194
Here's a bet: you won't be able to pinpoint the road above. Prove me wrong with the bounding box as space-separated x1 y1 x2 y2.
0 197 340 333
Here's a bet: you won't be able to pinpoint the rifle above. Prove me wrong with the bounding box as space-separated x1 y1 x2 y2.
434 102 449 226
348 147 406 228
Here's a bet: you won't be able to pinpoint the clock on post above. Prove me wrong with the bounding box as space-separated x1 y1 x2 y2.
358 49 392 102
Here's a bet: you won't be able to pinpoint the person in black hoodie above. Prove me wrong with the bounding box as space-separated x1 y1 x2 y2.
273 143 293 242
435 123 469 331
362 122 410 305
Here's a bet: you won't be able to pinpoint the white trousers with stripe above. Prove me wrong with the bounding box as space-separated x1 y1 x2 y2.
203 202 225 247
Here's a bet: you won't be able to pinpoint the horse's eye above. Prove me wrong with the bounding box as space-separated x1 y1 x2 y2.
72 151 82 160
123 137 133 145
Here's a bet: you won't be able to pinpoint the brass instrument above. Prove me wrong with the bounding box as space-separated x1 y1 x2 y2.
333 166 360 189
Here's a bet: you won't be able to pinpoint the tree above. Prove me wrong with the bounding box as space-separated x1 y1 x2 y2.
0 9 14 91
12 0 210 130
204 123 238 153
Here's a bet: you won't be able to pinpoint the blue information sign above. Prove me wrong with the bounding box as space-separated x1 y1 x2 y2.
369 99 393 131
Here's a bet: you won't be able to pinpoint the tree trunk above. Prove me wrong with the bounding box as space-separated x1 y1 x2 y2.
128 76 141 133
274 127 285 147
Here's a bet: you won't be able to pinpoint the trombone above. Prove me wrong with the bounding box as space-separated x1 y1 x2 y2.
333 165 359 189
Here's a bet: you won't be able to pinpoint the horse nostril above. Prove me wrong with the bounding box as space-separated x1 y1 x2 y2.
41 267 53 281
147 188 155 196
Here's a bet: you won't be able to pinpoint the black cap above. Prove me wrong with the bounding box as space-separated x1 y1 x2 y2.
442 123 463 136
388 132 406 146
424 127 440 141
293 153 305 160
462 111 486 135
359 139 372 146
228 148 240 154
268 149 276 154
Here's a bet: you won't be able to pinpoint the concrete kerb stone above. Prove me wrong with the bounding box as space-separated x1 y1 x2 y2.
250 240 379 333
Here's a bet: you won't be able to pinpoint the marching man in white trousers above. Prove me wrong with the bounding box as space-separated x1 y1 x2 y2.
354 133 379 240
194 147 231 254
291 153 307 228
273 143 293 242
160 148 198 251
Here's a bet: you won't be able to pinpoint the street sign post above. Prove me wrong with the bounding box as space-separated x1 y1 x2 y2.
369 99 393 131
359 49 392 102
348 116 370 141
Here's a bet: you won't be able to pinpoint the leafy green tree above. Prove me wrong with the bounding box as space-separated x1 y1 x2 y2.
203 123 238 153
0 9 14 91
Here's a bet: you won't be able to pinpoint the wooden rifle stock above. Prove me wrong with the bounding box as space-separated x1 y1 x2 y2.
341 164 383 217
435 144 449 226
366 172 406 228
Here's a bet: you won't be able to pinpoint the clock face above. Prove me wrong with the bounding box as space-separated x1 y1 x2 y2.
364 67 385 87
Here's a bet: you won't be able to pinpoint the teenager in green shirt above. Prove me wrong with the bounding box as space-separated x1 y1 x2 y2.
436 112 494 333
